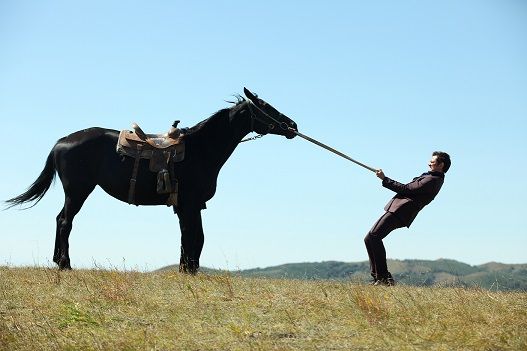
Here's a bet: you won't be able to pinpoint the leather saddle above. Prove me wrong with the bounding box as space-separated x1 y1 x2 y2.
116 121 186 206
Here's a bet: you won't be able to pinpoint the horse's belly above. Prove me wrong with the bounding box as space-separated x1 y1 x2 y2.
97 153 168 206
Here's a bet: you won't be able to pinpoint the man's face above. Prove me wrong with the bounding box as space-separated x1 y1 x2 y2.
428 155 444 172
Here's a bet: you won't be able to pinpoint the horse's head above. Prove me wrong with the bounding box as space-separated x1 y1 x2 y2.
243 87 298 139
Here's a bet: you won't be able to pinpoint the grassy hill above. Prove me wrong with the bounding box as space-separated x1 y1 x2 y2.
1 266 526 350
160 259 527 291
239 259 527 291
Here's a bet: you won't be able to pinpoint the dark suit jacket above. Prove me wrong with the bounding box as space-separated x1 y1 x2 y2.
382 171 445 227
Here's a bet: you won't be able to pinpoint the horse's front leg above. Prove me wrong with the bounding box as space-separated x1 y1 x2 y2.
176 207 204 274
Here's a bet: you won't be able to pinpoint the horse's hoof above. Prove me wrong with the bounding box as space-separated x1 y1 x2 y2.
179 264 198 275
58 257 72 270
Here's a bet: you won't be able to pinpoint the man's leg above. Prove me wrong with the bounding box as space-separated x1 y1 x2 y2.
364 212 404 284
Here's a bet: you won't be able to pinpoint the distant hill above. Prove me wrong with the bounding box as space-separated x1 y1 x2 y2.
159 259 527 291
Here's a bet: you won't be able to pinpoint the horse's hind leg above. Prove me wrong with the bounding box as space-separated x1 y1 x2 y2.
55 189 95 270
53 208 65 264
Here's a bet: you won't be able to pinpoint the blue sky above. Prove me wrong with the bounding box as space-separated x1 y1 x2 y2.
1 1 526 270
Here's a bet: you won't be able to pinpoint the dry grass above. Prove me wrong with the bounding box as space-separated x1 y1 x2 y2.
1 266 526 350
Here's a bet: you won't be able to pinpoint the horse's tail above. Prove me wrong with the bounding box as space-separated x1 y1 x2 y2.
4 150 57 209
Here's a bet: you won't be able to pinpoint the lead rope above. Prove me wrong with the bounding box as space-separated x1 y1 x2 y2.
239 99 377 173
288 129 377 172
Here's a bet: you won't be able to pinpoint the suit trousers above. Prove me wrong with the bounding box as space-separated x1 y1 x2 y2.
364 211 404 278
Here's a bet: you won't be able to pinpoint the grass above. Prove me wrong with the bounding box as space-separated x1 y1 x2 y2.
1 266 526 350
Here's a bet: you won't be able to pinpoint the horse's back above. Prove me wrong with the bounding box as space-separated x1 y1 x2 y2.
53 127 119 162
53 127 120 187
57 127 118 146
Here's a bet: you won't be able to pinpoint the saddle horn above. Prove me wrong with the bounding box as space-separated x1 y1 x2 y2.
131 123 147 140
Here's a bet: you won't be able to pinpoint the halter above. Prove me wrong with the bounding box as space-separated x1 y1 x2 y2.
241 99 290 143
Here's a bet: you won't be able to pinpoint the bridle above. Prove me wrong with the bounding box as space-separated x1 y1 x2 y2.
241 99 290 143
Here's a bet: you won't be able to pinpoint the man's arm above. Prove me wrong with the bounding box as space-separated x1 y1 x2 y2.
376 169 437 196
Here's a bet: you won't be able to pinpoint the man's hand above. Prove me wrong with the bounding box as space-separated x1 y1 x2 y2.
376 169 386 180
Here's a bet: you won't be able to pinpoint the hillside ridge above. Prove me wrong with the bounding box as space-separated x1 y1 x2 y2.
159 258 527 291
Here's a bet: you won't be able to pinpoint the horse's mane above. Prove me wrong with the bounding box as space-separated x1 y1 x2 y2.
184 95 246 136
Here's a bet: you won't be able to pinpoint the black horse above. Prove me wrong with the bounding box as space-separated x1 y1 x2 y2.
5 88 298 273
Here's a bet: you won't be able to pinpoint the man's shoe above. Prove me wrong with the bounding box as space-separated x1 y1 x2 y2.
373 276 396 286
373 278 395 286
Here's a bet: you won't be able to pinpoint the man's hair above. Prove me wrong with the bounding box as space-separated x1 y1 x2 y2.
433 151 451 173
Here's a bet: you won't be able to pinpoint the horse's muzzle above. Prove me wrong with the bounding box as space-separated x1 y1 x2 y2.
285 125 298 139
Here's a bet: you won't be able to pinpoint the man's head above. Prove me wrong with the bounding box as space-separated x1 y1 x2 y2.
429 151 451 173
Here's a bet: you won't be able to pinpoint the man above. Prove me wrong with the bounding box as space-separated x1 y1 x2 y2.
364 151 451 286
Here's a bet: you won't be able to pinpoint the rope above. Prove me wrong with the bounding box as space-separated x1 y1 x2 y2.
240 98 376 173
290 129 377 173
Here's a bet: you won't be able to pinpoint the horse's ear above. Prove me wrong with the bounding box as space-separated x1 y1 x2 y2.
244 87 258 102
